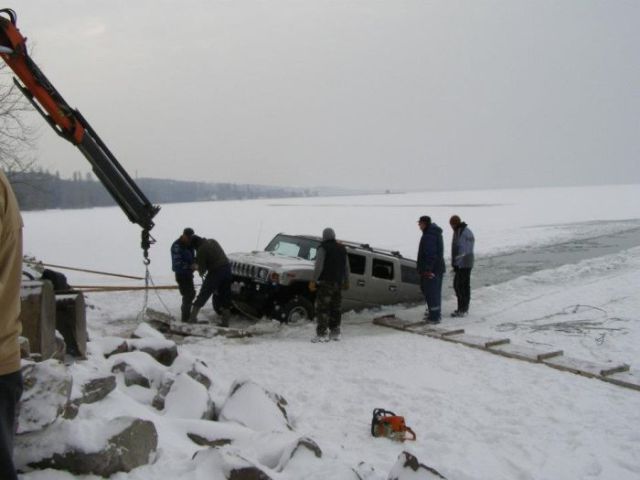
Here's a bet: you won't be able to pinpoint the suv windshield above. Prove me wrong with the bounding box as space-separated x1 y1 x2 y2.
265 234 321 260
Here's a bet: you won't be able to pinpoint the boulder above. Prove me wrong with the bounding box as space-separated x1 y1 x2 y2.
22 417 158 477
275 436 322 471
187 433 232 448
151 378 174 411
387 452 446 480
192 449 273 480
163 373 215 420
18 360 72 434
219 380 292 432
64 375 117 420
127 337 178 366
109 351 168 389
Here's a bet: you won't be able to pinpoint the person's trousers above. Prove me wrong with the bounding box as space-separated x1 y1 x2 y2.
315 282 342 335
453 268 472 312
420 273 443 320
193 264 232 310
0 370 22 480
175 273 196 322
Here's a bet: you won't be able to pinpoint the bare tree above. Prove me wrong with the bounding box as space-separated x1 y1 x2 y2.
0 61 38 180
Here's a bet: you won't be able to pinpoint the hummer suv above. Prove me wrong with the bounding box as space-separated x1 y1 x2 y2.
228 233 423 323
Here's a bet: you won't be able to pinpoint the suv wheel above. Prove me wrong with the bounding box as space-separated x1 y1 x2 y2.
280 296 314 324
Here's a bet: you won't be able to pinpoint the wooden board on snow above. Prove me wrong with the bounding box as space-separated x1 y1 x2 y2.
542 356 630 379
441 333 510 350
488 343 563 363
601 371 640 392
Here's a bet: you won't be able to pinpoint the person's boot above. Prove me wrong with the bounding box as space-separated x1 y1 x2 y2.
218 308 231 328
188 305 201 323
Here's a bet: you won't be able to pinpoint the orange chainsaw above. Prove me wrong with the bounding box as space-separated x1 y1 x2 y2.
371 408 416 441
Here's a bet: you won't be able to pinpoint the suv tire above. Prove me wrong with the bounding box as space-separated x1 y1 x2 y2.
280 296 314 324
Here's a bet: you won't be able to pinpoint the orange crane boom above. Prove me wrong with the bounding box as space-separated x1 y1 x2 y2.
0 8 160 260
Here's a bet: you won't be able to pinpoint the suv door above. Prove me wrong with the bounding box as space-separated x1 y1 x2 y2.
367 255 401 305
342 251 374 311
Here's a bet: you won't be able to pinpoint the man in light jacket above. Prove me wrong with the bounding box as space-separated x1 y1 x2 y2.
449 215 475 317
0 170 23 480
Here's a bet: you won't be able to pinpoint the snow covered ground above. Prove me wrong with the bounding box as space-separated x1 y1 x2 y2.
19 184 640 479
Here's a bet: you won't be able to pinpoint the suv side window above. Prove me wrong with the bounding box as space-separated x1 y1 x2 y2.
348 253 366 275
401 264 420 285
372 258 394 280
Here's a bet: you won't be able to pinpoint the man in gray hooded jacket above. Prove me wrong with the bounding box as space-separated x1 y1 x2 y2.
449 215 475 317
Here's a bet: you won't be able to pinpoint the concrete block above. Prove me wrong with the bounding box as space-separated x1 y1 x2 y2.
19 280 57 360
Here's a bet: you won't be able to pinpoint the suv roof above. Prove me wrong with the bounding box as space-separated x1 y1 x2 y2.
279 233 413 262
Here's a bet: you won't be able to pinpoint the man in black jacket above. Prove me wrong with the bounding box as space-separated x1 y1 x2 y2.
189 235 232 326
417 215 446 323
309 228 350 342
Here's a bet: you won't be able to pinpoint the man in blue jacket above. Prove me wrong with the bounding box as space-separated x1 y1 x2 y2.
449 215 475 317
171 227 196 322
417 215 445 323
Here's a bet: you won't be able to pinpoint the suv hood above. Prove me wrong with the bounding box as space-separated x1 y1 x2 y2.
228 251 314 273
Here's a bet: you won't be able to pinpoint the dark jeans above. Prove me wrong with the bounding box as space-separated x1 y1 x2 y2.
315 282 342 335
175 273 196 322
193 264 232 310
0 370 23 480
453 268 472 312
420 273 443 321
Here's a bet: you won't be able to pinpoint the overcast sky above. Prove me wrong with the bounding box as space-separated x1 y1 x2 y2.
10 1 640 191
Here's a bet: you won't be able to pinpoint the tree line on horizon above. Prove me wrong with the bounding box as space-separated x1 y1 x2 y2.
6 169 318 211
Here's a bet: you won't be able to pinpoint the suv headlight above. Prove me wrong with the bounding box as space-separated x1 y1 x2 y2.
256 268 269 281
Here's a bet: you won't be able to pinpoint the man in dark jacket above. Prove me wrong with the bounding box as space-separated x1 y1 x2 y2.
309 227 350 342
449 215 475 317
171 227 196 322
417 215 445 323
189 235 232 326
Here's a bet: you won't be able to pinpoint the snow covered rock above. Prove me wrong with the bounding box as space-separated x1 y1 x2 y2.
127 337 178 366
64 374 117 419
271 436 322 472
131 322 167 340
17 416 158 477
170 351 214 390
109 350 168 389
192 449 273 480
219 380 292 432
163 373 216 420
18 359 72 434
387 452 446 480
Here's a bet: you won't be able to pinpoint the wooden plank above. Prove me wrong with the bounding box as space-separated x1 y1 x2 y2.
489 343 563 363
372 314 415 331
441 333 510 350
601 372 640 392
543 356 630 379
406 324 465 338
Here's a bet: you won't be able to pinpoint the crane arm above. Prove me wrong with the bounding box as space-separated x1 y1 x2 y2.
0 9 159 260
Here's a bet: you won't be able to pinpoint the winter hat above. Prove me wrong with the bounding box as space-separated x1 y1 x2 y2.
322 227 336 241
418 215 431 225
190 235 203 248
183 227 195 237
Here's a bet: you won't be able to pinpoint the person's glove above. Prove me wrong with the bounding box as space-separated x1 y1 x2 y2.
308 281 317 292
422 271 435 279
